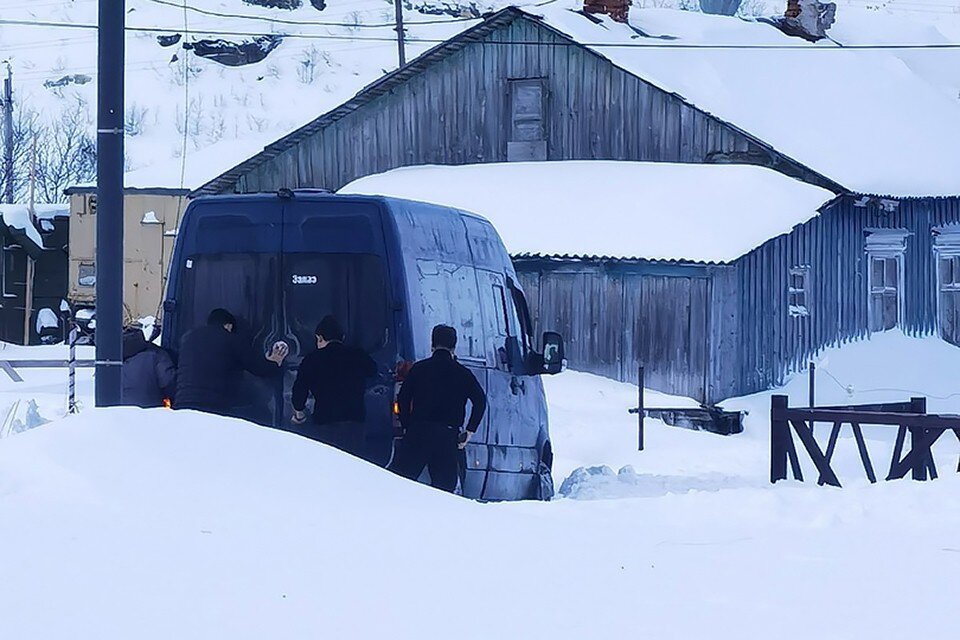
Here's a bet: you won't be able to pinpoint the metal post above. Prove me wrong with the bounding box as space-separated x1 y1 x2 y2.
95 0 125 407
808 361 815 409
770 395 789 483
2 62 13 204
68 320 78 414
394 0 406 67
638 365 645 451
22 136 36 346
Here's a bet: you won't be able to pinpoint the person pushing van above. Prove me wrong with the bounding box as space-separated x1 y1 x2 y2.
175 308 289 416
291 315 377 456
392 324 487 493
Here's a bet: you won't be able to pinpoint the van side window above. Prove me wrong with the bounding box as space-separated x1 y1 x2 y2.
417 259 484 360
492 284 508 336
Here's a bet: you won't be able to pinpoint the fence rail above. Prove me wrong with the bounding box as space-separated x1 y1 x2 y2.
770 395 960 487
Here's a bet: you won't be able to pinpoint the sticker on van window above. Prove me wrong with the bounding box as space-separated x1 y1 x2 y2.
291 274 318 285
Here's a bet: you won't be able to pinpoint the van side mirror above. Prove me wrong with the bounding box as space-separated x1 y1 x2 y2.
541 331 565 375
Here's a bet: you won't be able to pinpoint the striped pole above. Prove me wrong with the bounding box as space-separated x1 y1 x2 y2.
68 321 78 414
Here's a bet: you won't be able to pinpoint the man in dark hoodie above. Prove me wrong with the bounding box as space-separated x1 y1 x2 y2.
121 325 177 408
291 315 377 456
175 308 288 417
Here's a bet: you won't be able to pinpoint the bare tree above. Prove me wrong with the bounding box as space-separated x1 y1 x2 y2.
33 98 97 204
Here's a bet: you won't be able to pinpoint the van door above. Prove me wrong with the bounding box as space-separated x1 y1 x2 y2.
476 269 540 500
279 199 396 463
171 205 284 427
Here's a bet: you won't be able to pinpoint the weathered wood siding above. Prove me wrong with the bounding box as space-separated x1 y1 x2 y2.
734 195 960 396
516 260 736 404
225 16 835 194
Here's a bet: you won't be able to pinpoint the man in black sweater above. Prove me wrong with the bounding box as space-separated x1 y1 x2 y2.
175 308 288 417
392 324 487 493
291 315 377 456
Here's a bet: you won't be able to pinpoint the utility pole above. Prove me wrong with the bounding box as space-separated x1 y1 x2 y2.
2 62 13 205
95 0 125 407
22 136 36 346
394 0 406 67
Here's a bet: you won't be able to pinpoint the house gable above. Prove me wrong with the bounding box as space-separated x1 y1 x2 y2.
193 8 842 196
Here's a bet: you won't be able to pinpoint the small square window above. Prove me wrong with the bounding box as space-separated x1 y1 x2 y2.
789 266 809 317
78 262 96 287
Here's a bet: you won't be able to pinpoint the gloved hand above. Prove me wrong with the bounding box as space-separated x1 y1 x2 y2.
291 409 307 425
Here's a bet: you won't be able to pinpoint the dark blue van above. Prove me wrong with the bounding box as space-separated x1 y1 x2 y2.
162 191 565 501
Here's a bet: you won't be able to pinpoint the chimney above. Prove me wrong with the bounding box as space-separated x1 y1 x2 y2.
583 0 630 23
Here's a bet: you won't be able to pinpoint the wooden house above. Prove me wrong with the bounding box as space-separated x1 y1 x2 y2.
0 204 70 345
186 5 960 402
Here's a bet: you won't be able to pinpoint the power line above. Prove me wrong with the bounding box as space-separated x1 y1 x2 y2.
3 17 960 49
146 0 480 29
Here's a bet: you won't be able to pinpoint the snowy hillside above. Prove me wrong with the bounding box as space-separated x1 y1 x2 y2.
2 0 959 200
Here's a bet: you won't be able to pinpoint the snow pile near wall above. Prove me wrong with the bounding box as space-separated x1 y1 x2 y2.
341 161 834 262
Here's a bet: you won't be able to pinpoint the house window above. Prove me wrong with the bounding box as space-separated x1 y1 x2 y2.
865 229 908 333
939 255 960 292
2 244 19 298
788 266 809 317
868 255 901 331
78 262 96 287
507 78 547 162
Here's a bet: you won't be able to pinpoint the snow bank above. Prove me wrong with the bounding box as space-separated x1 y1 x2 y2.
3 408 960 638
340 161 834 262
528 5 960 196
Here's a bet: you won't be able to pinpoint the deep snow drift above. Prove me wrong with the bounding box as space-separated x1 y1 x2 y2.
3 407 960 639
3 332 960 637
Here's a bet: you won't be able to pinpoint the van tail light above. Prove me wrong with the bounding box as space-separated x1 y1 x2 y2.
392 361 413 436
163 398 172 409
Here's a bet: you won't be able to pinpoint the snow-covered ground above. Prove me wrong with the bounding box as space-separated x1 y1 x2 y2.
2 331 960 637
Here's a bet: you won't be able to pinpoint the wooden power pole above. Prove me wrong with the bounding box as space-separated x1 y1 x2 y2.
2 62 13 205
394 0 406 67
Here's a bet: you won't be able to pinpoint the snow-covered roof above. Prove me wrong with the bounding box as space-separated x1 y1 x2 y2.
526 5 960 197
339 161 834 263
0 204 68 250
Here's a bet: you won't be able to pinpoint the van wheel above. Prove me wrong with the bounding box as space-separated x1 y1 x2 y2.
540 440 553 471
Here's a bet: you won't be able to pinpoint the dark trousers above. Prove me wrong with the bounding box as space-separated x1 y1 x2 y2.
392 425 459 493
316 420 365 458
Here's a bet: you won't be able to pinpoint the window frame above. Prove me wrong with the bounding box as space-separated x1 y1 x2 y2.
788 265 810 318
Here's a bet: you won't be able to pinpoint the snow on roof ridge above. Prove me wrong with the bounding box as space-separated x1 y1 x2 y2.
516 5 960 197
340 161 835 264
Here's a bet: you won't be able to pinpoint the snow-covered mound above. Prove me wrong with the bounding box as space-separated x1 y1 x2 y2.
341 161 834 262
3 407 960 638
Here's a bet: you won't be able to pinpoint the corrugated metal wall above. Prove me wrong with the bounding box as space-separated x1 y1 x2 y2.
225 16 833 194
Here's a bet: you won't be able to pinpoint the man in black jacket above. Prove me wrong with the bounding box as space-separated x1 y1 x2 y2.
392 324 487 493
121 325 176 408
174 308 288 417
291 315 376 456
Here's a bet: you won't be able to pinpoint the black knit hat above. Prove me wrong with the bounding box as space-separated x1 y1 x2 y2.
315 315 345 342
